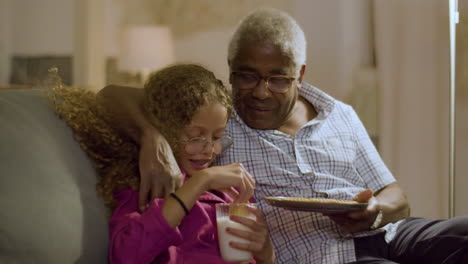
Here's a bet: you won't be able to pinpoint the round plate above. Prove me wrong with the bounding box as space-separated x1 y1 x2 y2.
264 196 368 213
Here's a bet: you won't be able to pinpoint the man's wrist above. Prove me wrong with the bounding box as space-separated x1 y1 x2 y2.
370 210 383 230
139 125 160 144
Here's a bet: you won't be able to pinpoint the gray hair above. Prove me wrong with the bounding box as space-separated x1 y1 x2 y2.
228 8 307 72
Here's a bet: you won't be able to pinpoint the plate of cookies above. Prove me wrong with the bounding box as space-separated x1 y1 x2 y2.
264 196 368 213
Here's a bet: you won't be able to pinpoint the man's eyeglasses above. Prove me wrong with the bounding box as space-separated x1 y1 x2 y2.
231 71 296 94
181 136 233 155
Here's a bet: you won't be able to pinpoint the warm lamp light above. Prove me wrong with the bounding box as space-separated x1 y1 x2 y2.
448 0 459 218
119 25 175 83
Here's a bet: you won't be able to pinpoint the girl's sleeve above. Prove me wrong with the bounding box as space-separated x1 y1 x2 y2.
108 189 183 264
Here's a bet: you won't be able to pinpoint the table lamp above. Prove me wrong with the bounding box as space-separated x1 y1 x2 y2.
118 25 175 85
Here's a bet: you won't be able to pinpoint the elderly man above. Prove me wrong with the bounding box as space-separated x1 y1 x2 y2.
98 8 468 264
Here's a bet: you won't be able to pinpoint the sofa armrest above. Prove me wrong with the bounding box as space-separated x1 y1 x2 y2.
0 89 109 263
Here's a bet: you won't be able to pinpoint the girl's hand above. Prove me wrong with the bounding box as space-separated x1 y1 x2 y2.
226 206 275 264
194 163 255 203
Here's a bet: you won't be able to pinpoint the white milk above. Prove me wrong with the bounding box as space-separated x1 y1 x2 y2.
217 216 253 262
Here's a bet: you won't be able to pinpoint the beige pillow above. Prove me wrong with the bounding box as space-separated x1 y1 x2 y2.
0 89 109 263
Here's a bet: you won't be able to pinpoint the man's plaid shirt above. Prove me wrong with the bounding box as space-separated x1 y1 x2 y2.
214 83 398 264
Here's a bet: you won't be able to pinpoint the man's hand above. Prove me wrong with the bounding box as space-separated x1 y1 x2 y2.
138 129 183 212
324 189 380 233
97 85 184 212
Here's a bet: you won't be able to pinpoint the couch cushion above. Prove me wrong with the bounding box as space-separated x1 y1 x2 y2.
0 89 108 263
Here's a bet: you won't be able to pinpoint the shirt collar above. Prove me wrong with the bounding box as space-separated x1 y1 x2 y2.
299 82 335 118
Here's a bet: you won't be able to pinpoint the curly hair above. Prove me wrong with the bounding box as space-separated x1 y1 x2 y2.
48 64 231 209
142 64 232 157
228 8 307 74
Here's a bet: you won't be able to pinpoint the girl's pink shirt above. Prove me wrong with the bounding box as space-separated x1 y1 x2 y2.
108 187 255 264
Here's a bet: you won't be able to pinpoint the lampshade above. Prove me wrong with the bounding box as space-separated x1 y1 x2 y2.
118 25 174 73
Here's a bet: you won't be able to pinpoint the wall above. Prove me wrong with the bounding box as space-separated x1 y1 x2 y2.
0 0 107 89
293 0 342 99
0 0 12 84
375 0 451 218
455 1 468 216
10 0 74 55
174 28 234 86
294 0 373 101
0 0 74 86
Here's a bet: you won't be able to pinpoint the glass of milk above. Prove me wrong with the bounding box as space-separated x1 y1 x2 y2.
216 203 257 263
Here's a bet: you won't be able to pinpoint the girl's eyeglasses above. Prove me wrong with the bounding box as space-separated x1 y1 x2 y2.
181 136 233 155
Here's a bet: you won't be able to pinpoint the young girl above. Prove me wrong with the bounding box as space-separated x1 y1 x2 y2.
49 64 274 264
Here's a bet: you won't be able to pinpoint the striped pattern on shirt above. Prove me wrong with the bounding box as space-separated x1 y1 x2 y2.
214 83 396 264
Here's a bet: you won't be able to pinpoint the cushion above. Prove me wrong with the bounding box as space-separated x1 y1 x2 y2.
0 89 108 263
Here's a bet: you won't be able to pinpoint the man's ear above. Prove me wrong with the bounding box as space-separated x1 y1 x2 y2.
228 59 233 84
297 64 306 88
298 64 306 83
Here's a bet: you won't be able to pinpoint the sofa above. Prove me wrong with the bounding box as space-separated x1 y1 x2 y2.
0 88 109 263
